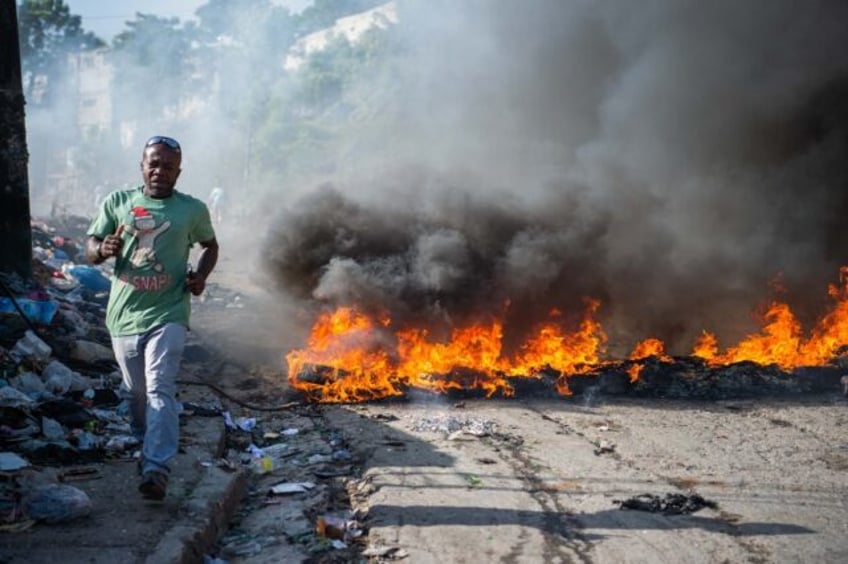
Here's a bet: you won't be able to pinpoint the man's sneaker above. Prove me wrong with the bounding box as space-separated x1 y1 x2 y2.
139 471 168 500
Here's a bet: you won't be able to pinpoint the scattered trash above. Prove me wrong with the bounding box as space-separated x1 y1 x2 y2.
216 458 239 472
11 330 52 362
104 435 140 452
220 538 263 558
382 439 406 447
269 481 316 495
41 417 65 441
0 406 40 441
412 414 498 437
58 466 101 482
316 514 362 542
370 413 399 421
41 361 76 395
260 442 291 457
34 399 95 429
63 265 111 293
22 484 92 523
222 411 256 431
593 439 616 455
1 297 58 326
362 545 410 559
332 449 353 462
463 474 483 487
308 453 332 465
246 444 274 473
0 385 38 407
236 417 257 431
0 451 30 472
614 492 719 515
69 340 114 364
181 402 222 417
11 372 47 398
312 466 352 478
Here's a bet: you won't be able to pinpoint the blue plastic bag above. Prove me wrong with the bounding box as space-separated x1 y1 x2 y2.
0 296 58 325
66 265 111 292
23 484 92 523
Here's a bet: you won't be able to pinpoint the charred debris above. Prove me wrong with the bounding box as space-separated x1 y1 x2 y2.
295 355 847 403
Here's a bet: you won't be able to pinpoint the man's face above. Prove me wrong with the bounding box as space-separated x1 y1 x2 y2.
141 145 182 198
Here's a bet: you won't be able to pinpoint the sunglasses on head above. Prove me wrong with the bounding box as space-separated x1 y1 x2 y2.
145 135 181 152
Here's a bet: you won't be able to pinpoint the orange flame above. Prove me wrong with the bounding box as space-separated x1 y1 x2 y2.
627 338 673 382
286 301 606 402
286 268 848 402
692 331 719 361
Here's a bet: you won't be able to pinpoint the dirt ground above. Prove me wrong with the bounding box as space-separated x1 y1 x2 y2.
190 229 848 563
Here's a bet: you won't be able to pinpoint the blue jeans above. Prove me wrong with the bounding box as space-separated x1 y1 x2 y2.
112 323 186 475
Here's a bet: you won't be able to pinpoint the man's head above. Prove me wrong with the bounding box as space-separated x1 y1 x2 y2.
141 135 182 198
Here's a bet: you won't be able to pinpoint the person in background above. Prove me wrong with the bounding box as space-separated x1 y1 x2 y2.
208 182 225 225
86 135 219 500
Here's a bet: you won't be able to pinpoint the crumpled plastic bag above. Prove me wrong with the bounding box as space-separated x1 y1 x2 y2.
22 484 92 523
41 361 87 394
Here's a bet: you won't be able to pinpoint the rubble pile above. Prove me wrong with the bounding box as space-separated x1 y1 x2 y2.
297 355 846 403
566 356 846 399
0 216 134 530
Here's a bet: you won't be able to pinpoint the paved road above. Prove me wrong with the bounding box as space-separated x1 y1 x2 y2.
326 394 848 563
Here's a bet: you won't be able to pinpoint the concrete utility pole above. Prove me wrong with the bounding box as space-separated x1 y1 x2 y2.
0 0 33 279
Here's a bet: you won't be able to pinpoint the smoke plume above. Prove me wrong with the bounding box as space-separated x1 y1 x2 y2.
263 0 848 355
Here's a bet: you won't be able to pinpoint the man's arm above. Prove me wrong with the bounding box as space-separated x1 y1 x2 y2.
186 238 219 296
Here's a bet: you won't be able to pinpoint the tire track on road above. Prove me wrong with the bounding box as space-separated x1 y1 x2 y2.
530 404 775 564
483 412 594 563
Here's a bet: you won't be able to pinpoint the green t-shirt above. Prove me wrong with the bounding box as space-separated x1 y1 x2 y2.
87 186 216 336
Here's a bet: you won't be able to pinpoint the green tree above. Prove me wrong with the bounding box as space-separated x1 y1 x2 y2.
16 0 103 105
249 21 405 181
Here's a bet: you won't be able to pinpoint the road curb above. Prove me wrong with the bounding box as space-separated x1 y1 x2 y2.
146 465 250 564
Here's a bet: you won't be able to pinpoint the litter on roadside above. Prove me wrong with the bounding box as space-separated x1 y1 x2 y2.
269 481 316 495
614 492 719 515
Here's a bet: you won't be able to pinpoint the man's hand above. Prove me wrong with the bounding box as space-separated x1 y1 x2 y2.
186 238 219 297
88 224 124 264
99 224 125 258
185 270 207 296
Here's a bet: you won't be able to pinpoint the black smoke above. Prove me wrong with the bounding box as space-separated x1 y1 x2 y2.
263 0 848 355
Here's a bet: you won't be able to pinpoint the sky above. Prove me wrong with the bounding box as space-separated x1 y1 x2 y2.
65 0 312 41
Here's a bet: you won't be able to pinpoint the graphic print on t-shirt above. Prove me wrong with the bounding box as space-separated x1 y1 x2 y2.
125 206 171 272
